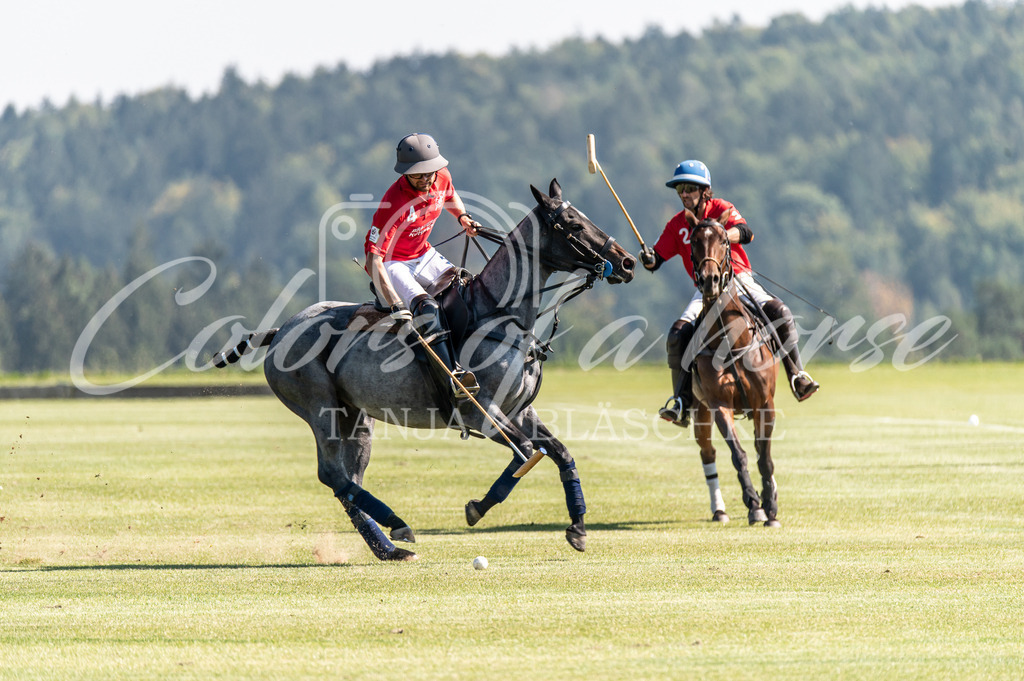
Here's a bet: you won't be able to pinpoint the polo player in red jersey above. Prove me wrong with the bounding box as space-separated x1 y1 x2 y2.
364 133 482 399
640 159 819 427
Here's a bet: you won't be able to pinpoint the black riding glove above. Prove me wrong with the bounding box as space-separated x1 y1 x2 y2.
640 246 657 270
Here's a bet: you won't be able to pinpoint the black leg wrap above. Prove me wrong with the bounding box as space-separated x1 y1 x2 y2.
486 458 522 503
342 501 397 560
336 481 396 526
559 462 586 520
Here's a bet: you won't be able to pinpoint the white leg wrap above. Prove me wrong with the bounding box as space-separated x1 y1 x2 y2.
703 462 725 514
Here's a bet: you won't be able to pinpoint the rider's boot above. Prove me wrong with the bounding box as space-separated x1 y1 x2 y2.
658 319 695 427
763 298 819 401
412 296 479 399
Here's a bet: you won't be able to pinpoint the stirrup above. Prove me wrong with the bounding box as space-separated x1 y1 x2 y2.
790 371 819 402
451 370 479 399
658 396 690 427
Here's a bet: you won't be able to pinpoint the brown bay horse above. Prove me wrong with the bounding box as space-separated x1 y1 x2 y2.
688 219 781 527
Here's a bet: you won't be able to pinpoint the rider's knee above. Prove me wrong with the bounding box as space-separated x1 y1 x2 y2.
762 297 791 322
410 294 437 316
666 319 694 365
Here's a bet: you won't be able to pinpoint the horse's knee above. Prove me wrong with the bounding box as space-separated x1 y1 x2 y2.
546 442 572 467
317 458 345 490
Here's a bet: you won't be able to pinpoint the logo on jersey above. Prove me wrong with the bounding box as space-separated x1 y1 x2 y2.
368 226 380 244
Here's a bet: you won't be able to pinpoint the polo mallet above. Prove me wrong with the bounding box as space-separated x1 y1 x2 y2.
409 323 544 477
587 133 646 249
355 258 545 477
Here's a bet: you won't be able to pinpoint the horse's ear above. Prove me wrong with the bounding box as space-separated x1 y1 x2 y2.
548 178 562 201
531 184 551 208
682 208 698 228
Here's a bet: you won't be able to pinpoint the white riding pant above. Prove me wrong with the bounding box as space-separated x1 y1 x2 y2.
678 272 773 324
383 247 454 309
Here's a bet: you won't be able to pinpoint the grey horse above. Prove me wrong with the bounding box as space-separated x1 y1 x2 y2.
215 179 636 560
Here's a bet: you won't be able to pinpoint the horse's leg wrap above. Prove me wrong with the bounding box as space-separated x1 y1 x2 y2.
703 461 726 516
486 458 522 504
336 481 405 531
559 461 587 522
342 501 397 560
466 457 521 525
558 461 587 552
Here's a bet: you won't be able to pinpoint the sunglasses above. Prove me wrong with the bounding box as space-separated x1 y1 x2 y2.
406 172 436 181
677 183 705 195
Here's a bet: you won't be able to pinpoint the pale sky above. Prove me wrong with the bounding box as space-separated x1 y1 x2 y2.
2 0 960 112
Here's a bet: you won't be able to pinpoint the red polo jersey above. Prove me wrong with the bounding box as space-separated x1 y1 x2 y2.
364 168 456 261
652 198 753 284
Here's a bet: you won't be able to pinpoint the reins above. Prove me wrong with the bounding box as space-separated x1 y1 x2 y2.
440 202 616 352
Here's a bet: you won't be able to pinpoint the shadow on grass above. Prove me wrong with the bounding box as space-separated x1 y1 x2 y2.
415 519 677 536
2 563 352 573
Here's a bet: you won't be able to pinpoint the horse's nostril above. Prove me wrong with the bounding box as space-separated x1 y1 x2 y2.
623 258 635 270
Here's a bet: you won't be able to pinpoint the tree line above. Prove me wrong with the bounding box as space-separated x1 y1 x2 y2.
2 0 1024 374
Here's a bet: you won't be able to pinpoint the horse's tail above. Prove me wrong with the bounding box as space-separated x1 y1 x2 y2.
213 329 278 368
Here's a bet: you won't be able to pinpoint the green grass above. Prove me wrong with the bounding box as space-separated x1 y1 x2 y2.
2 363 1023 680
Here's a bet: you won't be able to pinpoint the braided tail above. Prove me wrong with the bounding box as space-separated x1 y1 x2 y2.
213 329 278 368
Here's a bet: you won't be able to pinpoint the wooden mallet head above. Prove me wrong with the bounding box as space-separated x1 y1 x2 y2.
586 134 599 174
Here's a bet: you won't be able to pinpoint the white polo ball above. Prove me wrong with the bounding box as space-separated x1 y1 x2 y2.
968 414 980 426
472 556 488 570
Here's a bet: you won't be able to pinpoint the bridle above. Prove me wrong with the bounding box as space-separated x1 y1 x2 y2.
467 199 621 351
690 224 733 296
536 200 617 281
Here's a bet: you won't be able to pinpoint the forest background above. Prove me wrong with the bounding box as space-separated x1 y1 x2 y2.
2 0 1023 375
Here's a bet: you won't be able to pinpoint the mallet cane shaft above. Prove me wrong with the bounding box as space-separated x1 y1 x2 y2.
355 259 545 477
407 324 545 478
587 133 646 249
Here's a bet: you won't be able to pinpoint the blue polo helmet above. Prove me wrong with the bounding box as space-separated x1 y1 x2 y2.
666 160 711 189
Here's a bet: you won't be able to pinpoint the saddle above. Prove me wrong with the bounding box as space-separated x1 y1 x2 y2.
691 294 777 420
358 267 474 347
355 268 477 425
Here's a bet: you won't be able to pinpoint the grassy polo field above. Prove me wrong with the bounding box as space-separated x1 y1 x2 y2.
2 363 1022 680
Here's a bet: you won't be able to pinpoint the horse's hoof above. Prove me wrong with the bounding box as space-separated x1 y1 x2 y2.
712 510 730 523
390 526 416 543
384 547 418 561
764 519 782 529
748 508 768 525
465 500 484 527
565 523 587 552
